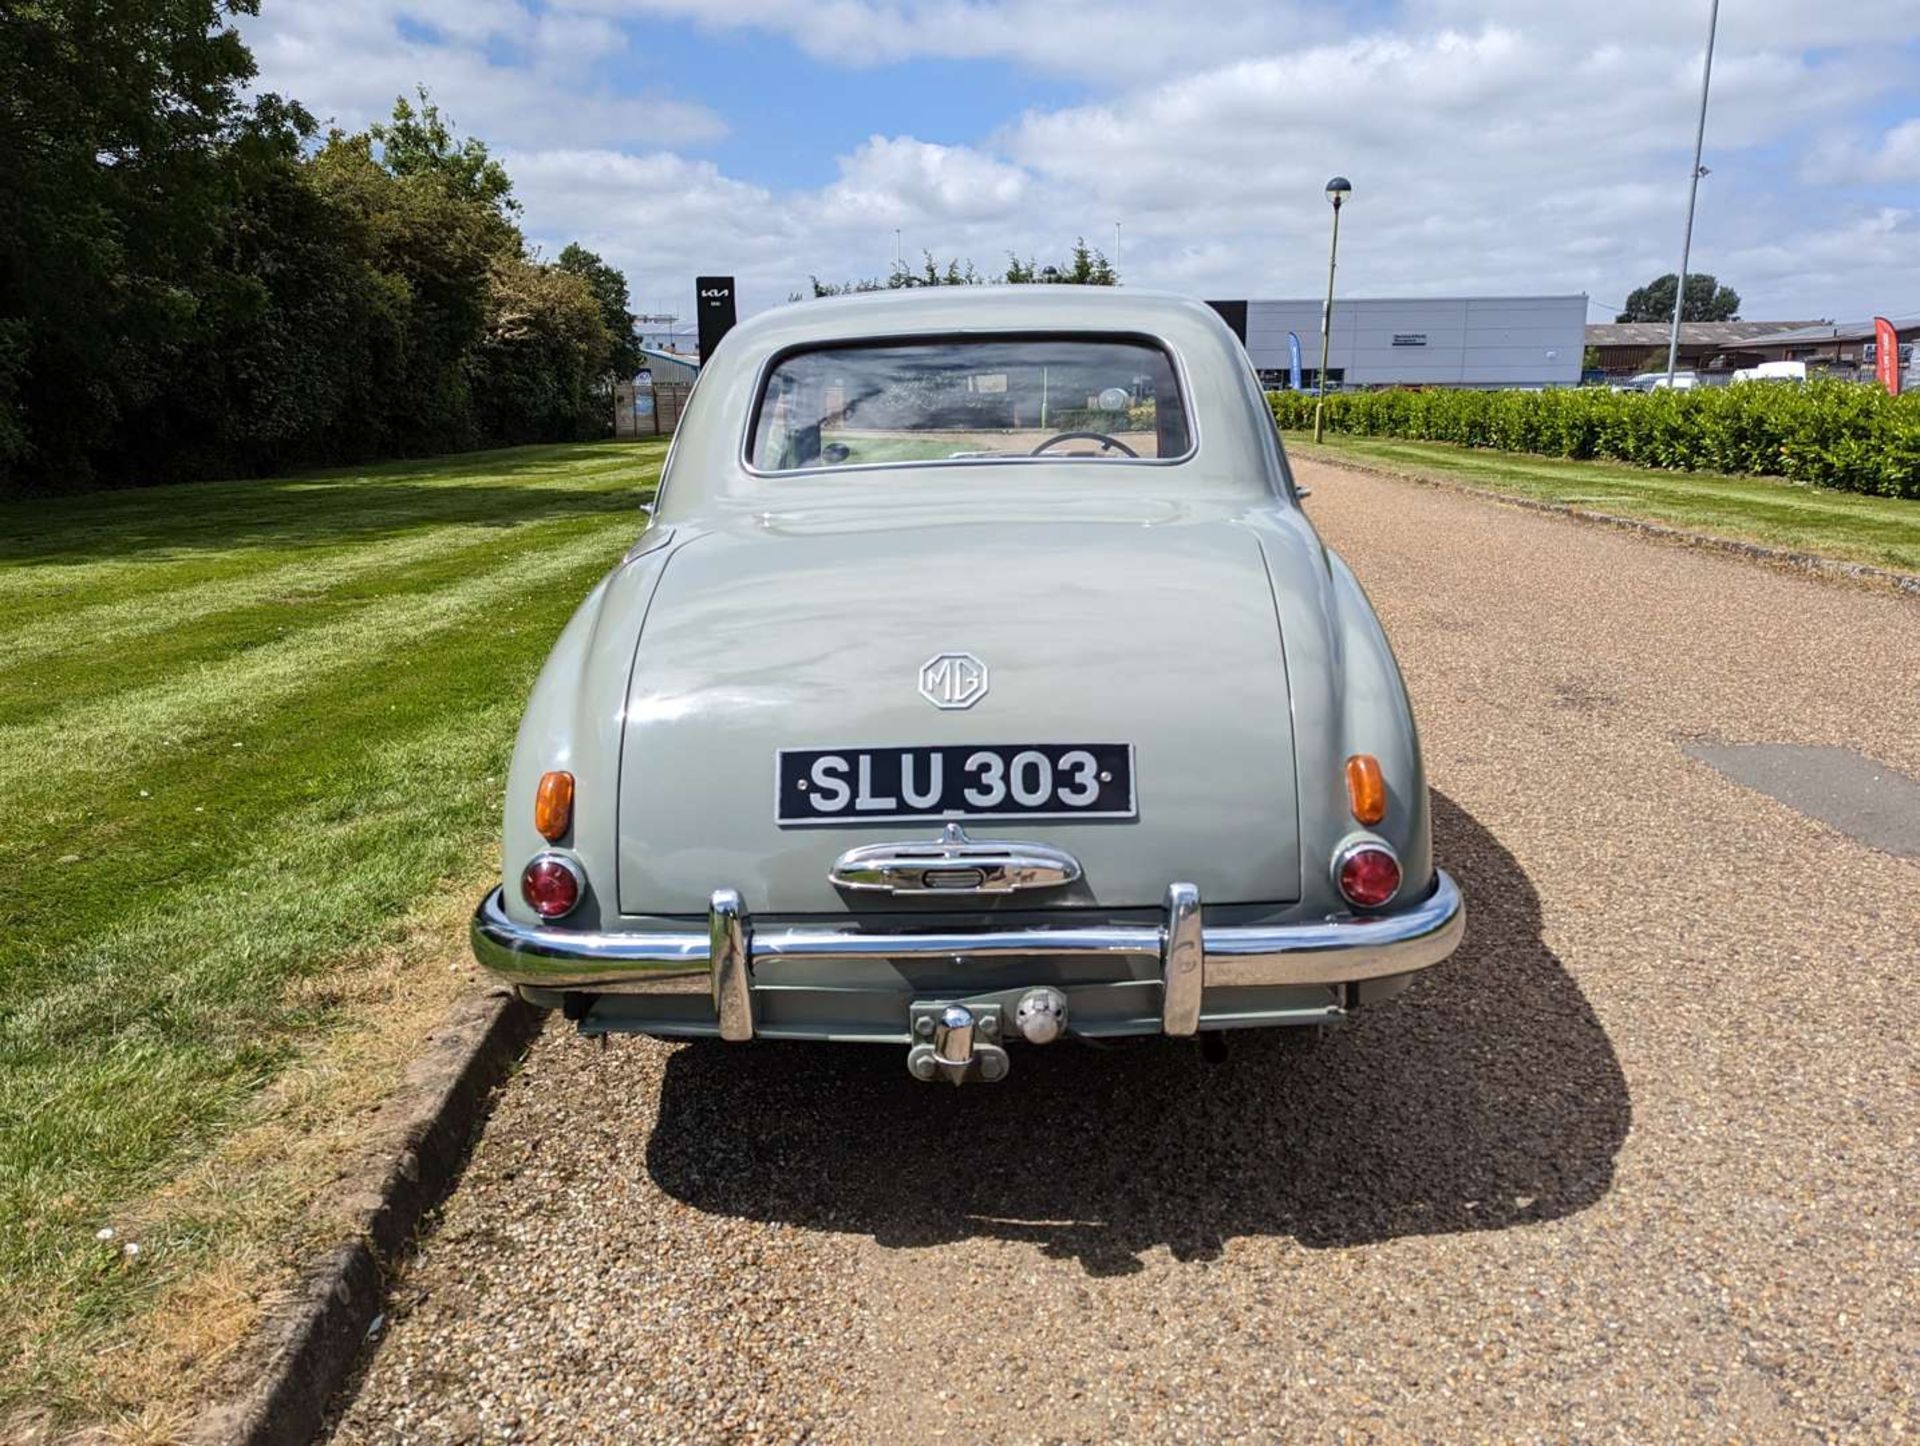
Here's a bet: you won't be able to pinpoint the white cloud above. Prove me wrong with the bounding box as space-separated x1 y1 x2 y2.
244 0 1920 322
1717 208 1920 315
567 0 1337 82
1824 118 1920 185
1865 119 1920 182
238 0 724 150
1411 0 1920 50
816 137 1031 223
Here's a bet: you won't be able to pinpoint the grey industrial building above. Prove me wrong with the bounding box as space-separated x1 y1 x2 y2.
1208 294 1588 389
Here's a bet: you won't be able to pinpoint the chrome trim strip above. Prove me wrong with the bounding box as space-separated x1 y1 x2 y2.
763 926 1153 961
1199 875 1460 985
469 872 1465 1001
1160 882 1204 1037
709 889 754 1042
830 823 1083 895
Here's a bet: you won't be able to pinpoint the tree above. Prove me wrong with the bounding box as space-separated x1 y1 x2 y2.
556 244 640 379
0 0 302 484
889 252 984 288
470 256 613 443
800 276 889 298
799 241 1120 301
371 87 517 216
0 20 635 491
306 121 512 454
137 111 402 478
1617 273 1740 323
1006 239 1118 285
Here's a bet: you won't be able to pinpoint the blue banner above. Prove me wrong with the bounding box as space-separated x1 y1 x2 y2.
1287 331 1303 391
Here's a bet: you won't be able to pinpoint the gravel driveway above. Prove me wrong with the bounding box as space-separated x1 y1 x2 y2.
332 460 1920 1441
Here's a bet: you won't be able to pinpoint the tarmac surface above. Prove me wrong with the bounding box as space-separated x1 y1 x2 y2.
331 459 1920 1441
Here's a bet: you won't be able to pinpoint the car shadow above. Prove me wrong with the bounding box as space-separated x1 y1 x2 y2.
645 791 1629 1276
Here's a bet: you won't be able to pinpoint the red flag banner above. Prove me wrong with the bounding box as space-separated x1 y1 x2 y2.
1874 316 1901 395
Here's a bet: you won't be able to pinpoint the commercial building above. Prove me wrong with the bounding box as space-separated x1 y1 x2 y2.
1734 316 1920 381
1584 316 1919 384
1584 321 1827 378
635 344 700 385
1208 295 1587 389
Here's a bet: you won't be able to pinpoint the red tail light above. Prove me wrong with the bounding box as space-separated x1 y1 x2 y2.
1336 843 1401 908
522 854 583 919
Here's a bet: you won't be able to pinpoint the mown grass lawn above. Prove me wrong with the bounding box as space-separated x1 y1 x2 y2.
0 440 664 1420
1282 433 1920 575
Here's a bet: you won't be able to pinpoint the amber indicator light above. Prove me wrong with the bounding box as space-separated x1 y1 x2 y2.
534 770 575 842
1345 754 1387 825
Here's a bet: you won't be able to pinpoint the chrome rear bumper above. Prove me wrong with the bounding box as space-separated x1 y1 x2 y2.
469 872 1464 1043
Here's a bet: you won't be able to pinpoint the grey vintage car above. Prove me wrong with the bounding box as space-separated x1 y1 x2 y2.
472 287 1463 1082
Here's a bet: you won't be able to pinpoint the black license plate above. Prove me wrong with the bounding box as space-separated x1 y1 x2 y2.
777 743 1134 826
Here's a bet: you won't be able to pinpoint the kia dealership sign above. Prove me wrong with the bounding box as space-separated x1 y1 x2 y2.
696 276 737 359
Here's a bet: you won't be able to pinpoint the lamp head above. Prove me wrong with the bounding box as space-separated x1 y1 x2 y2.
1325 176 1352 208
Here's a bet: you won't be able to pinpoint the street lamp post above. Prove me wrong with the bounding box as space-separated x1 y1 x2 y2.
1666 0 1720 386
1313 176 1351 445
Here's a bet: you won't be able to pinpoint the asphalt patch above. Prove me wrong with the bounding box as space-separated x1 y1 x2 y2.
1685 742 1920 858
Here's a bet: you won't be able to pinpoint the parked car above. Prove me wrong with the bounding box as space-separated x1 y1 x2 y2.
1614 370 1699 392
1730 360 1808 385
471 287 1464 1084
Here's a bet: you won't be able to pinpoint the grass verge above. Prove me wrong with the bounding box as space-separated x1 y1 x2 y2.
0 440 666 1431
1282 433 1920 576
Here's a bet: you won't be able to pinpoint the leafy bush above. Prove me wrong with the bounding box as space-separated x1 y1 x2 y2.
1048 402 1156 433
1269 384 1920 499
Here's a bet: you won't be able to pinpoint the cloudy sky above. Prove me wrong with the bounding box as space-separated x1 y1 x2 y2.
240 0 1920 324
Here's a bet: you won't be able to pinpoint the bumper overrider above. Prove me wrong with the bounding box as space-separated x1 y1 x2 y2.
470 873 1464 1072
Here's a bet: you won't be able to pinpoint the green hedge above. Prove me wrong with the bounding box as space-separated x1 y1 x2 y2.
1269 384 1920 499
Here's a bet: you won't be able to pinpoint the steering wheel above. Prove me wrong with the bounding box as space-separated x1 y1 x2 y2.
1030 430 1138 458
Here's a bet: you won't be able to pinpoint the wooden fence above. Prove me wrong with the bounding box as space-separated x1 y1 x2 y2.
613 381 691 438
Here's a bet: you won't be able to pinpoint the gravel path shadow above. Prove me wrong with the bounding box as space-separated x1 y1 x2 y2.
645 790 1628 1276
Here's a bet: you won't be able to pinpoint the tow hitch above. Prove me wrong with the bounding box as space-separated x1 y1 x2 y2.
905 988 1069 1084
907 1003 1007 1084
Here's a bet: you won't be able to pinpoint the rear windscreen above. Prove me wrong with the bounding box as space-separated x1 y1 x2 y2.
748 336 1192 472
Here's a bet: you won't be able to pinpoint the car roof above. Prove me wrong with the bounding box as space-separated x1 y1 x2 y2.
652 287 1288 521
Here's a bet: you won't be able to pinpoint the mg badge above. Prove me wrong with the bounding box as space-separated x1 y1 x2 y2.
919 652 988 710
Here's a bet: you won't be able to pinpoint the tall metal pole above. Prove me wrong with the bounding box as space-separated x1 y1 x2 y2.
1114 220 1122 276
1666 0 1720 385
1313 196 1344 445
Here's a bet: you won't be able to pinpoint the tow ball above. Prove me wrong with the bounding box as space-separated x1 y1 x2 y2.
906 989 1068 1085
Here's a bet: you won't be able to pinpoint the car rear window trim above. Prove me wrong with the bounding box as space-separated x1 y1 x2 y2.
739 329 1201 478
